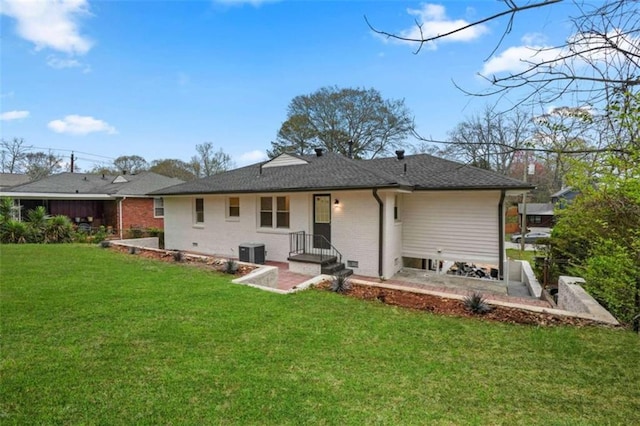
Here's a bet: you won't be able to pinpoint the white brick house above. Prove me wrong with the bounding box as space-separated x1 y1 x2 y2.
153 150 531 279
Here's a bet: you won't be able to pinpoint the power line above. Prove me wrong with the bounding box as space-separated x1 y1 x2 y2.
29 146 115 161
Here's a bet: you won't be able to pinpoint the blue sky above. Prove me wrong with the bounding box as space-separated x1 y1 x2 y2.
1 0 576 171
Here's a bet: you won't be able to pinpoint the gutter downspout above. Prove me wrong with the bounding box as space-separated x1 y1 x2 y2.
372 189 384 278
118 197 127 239
498 190 506 280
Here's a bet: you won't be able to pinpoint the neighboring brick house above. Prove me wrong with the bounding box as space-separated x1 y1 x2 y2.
1 172 183 238
152 150 533 280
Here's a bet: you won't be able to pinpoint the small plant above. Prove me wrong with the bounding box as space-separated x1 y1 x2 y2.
331 273 351 293
463 292 493 314
128 227 144 239
92 226 108 244
172 250 184 262
224 259 238 274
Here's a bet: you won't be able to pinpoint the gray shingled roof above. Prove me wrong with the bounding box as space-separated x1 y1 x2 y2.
518 203 555 215
153 152 532 196
0 173 31 190
5 172 184 196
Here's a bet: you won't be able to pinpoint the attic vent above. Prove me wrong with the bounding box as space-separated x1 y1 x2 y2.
314 148 324 157
395 150 405 160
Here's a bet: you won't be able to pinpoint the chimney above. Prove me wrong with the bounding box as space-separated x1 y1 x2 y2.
314 148 324 157
395 150 405 160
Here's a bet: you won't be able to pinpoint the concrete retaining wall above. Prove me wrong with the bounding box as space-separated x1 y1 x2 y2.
233 265 279 289
507 260 542 298
557 276 618 325
111 237 160 249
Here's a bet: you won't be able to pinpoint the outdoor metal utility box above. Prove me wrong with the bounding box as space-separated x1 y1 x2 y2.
238 243 265 264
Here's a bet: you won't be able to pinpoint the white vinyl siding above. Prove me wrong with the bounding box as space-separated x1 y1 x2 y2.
261 153 308 168
402 191 501 264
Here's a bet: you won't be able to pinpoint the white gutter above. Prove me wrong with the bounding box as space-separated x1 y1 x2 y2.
0 192 113 200
118 197 127 239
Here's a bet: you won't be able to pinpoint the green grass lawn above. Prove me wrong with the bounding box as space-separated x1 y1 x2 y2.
506 248 536 263
1 245 639 425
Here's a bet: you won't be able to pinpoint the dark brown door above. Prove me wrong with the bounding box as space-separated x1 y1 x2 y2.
313 194 331 249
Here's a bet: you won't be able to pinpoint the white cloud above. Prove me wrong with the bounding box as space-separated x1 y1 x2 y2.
46 55 91 72
1 0 93 55
0 110 30 121
481 29 639 77
393 4 489 50
214 0 279 6
481 44 561 75
48 115 116 135
236 149 267 166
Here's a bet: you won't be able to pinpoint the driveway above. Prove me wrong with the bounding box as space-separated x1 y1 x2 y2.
505 242 538 251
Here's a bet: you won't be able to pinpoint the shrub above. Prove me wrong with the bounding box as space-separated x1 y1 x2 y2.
570 239 639 327
224 259 238 274
172 250 184 262
1 220 28 244
331 273 351 293
44 215 74 243
463 292 493 314
92 226 108 244
127 227 144 239
26 206 48 243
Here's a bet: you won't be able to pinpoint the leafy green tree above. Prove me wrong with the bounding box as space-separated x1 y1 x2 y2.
548 91 640 329
113 155 148 175
269 86 414 159
149 158 196 181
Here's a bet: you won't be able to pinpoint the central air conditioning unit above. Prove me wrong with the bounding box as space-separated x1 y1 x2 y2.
238 243 265 264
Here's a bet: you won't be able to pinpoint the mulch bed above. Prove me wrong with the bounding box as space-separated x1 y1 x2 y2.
107 244 256 276
316 280 607 327
106 243 607 327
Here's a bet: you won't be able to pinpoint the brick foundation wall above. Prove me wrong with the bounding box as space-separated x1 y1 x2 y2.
120 198 164 232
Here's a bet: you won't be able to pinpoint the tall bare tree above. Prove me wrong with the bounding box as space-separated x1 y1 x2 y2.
192 142 234 178
1 137 30 173
24 151 63 180
443 106 532 173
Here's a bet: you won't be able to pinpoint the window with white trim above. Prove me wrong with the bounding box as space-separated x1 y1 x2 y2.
259 196 289 229
194 198 204 224
228 197 240 218
153 197 164 218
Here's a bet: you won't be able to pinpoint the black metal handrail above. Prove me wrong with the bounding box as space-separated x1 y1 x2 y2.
289 231 342 264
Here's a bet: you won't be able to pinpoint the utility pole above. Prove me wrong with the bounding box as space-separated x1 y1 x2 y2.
521 152 527 252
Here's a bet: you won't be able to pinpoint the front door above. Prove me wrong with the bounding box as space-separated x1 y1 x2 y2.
313 194 331 249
